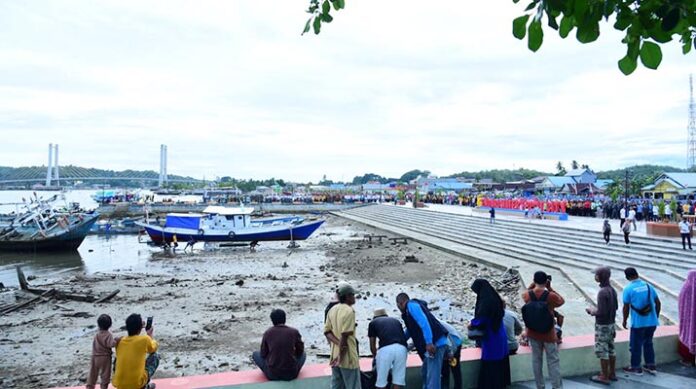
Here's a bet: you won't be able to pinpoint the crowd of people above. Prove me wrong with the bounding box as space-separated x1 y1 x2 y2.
242 268 696 389
83 267 696 389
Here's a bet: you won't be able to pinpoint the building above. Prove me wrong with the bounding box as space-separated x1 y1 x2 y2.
564 168 597 184
417 177 473 193
539 176 576 192
642 172 696 200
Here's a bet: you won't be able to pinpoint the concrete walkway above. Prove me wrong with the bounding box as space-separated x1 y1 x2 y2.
511 362 696 389
400 203 676 240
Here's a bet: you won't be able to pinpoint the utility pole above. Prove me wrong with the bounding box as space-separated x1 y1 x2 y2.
624 169 629 206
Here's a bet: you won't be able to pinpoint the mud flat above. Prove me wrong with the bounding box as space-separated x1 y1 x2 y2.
0 215 518 389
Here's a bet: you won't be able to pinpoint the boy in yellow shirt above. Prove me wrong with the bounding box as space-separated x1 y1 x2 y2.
113 314 160 389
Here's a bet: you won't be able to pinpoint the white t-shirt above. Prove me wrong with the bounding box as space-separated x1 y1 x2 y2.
628 210 636 220
679 221 691 234
619 208 626 218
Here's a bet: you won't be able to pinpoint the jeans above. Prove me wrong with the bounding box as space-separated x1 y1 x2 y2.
421 345 446 389
145 353 160 384
603 231 611 244
441 345 462 389
681 233 692 249
331 367 361 389
630 326 656 369
529 338 562 389
252 351 306 380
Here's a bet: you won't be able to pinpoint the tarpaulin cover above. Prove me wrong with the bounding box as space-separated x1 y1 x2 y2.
165 215 201 230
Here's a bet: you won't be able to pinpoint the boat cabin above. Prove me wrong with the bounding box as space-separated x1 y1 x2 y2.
164 206 255 231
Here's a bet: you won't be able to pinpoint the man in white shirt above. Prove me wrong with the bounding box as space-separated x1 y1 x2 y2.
628 208 637 231
679 217 693 250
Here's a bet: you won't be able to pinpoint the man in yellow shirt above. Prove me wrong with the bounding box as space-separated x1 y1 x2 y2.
113 314 160 389
324 283 360 389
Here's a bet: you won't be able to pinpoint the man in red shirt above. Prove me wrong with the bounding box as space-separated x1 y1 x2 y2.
522 271 565 389
252 309 306 381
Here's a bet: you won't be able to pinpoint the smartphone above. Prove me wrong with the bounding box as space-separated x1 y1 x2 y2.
146 316 153 330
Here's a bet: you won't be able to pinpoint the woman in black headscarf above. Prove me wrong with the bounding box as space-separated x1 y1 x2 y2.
470 279 511 388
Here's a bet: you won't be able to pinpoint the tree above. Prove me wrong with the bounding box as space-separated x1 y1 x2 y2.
399 169 430 183
571 160 579 170
304 0 696 75
556 161 566 176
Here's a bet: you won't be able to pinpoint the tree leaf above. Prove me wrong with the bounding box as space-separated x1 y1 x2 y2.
321 13 333 23
618 55 637 75
313 17 322 34
528 19 543 52
574 0 589 18
322 1 330 15
334 0 345 10
683 38 693 55
559 15 574 38
513 15 530 40
302 18 312 35
525 2 537 12
661 8 680 31
548 14 559 30
639 41 662 69
576 21 600 43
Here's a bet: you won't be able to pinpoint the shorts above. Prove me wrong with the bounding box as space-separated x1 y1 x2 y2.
594 324 616 359
375 343 407 387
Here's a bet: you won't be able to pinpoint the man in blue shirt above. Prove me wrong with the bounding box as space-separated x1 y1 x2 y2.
396 293 448 389
622 267 661 375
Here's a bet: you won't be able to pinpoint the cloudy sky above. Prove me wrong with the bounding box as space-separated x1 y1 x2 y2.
0 1 693 182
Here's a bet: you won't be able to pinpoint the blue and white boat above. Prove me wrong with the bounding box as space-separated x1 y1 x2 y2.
137 206 323 245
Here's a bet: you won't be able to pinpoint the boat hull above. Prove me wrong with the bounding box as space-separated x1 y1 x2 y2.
0 214 99 252
141 219 325 244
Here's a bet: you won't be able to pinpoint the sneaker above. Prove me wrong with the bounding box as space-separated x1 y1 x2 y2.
644 365 657 375
623 367 643 375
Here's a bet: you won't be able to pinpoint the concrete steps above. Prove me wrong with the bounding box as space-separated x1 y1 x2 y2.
335 205 688 325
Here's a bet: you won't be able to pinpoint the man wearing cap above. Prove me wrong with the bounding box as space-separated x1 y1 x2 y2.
325 283 360 389
396 293 448 389
368 308 408 389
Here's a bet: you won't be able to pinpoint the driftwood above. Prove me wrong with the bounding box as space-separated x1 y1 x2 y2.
15 266 110 304
1 289 54 315
94 289 120 304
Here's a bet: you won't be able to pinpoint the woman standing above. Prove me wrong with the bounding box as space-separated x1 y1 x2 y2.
679 270 696 366
470 279 510 388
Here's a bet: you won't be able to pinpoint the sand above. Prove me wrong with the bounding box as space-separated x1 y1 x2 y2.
0 215 518 389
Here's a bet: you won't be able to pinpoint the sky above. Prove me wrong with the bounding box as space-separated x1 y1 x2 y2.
0 1 694 182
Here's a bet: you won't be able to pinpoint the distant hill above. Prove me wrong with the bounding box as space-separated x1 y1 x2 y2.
596 164 686 183
446 168 551 182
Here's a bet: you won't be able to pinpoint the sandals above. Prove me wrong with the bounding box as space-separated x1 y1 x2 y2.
590 375 611 385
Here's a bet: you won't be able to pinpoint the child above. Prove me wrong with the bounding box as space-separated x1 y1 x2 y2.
86 314 117 389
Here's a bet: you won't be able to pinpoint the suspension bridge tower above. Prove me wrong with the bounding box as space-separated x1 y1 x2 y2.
688 74 696 170
45 143 60 186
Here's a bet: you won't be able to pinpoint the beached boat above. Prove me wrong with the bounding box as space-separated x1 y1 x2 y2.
0 195 98 251
137 206 323 244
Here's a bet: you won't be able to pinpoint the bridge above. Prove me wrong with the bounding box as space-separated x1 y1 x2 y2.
0 144 204 187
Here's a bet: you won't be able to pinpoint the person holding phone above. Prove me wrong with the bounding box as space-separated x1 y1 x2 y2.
113 314 160 389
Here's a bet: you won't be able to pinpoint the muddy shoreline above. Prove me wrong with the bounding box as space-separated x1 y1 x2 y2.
0 215 518 389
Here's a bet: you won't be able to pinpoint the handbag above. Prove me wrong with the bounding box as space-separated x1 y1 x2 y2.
632 285 653 316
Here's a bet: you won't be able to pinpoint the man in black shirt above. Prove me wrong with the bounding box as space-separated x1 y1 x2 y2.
368 308 408 389
252 309 306 381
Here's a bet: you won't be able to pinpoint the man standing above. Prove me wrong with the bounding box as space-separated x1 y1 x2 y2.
521 271 565 389
396 293 448 389
622 267 661 375
113 314 159 389
489 207 495 224
586 267 618 384
679 217 693 250
629 206 637 231
252 309 306 381
619 205 626 228
368 308 408 389
325 284 360 389
622 218 632 246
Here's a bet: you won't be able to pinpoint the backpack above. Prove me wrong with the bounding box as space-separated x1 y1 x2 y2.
521 290 554 333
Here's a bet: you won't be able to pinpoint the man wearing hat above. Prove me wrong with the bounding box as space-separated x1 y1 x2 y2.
325 283 360 389
368 308 408 389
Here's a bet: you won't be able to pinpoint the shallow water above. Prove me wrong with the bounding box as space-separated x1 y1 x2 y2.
0 234 156 287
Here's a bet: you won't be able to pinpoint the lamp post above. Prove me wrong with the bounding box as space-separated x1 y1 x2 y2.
624 169 630 208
